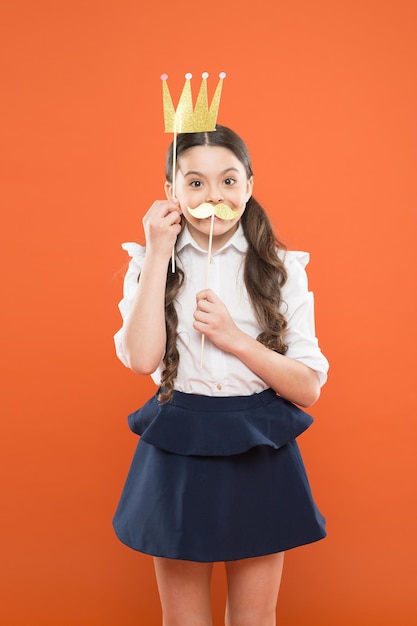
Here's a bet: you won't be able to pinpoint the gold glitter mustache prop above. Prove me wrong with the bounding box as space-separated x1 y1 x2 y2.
187 202 240 368
161 72 226 271
188 202 240 220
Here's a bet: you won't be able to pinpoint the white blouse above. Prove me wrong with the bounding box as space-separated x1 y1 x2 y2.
114 224 329 396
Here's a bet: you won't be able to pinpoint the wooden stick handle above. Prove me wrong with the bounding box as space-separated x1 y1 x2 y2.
171 131 177 272
200 212 215 367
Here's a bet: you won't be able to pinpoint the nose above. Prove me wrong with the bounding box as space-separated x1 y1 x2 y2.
206 185 224 204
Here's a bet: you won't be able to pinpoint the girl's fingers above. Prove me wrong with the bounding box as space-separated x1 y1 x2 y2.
196 289 217 304
166 208 182 225
164 199 182 217
197 298 213 313
143 201 182 233
142 200 182 258
146 199 180 219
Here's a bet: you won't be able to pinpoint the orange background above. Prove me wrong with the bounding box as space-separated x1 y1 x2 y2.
1 1 416 624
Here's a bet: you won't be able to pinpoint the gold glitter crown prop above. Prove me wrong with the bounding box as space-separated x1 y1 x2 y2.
161 72 226 133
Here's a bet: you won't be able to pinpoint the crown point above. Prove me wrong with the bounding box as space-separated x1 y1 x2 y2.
185 72 192 80
202 72 209 79
161 73 168 80
219 72 226 79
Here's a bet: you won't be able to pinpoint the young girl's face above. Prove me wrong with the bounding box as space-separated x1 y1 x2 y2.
166 145 253 251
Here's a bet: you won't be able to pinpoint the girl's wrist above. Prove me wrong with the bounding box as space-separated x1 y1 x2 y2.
229 330 253 359
144 249 172 268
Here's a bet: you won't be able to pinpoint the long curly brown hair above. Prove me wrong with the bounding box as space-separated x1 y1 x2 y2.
158 125 288 403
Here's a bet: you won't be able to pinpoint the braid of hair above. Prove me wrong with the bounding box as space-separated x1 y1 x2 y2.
158 264 184 404
241 197 289 354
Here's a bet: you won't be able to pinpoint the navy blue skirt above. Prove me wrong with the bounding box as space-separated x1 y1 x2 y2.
113 388 326 562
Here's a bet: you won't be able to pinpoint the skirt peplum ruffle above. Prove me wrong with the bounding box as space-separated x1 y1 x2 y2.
113 388 326 562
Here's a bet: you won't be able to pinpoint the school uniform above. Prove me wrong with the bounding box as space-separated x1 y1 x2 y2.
113 224 329 562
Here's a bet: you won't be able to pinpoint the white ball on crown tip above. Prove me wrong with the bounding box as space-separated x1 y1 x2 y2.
185 72 192 80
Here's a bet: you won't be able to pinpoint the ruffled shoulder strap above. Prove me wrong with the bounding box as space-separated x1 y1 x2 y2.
278 249 310 270
121 242 146 266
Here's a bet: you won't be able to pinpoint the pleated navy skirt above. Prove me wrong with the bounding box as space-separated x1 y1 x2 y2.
113 388 326 562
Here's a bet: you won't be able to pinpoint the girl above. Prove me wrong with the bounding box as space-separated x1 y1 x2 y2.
113 125 329 626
